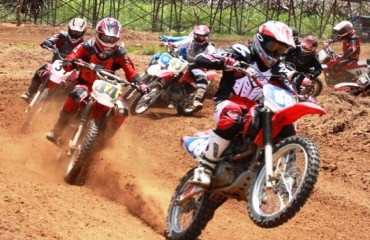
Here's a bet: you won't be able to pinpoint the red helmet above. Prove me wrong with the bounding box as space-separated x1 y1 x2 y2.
253 20 295 67
94 17 123 58
333 21 355 40
301 35 318 56
193 25 210 45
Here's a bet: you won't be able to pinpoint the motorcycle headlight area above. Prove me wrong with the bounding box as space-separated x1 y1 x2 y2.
357 73 370 87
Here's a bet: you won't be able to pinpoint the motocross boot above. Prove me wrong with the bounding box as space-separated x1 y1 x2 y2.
20 77 40 102
46 110 71 146
192 131 230 187
193 88 206 111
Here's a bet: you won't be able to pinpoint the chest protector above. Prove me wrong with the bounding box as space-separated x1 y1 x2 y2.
187 42 210 63
231 62 271 102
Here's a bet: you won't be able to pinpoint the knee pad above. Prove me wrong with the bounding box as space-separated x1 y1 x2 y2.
70 86 89 102
215 111 243 140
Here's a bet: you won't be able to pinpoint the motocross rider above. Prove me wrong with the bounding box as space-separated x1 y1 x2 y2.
285 35 322 93
46 17 148 145
20 17 87 101
165 25 216 111
325 20 360 67
191 20 296 187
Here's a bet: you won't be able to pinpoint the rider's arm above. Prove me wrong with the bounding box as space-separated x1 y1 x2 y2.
160 35 188 42
62 43 88 71
114 50 141 83
171 38 192 49
194 52 231 70
271 62 296 93
311 56 322 78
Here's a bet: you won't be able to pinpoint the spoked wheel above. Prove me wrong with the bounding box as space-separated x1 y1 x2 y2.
176 95 200 116
64 120 99 186
248 136 320 228
123 73 155 101
130 81 163 115
165 168 217 240
19 88 50 134
301 78 323 97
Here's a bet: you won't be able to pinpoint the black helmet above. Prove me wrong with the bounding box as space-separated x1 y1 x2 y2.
290 27 300 38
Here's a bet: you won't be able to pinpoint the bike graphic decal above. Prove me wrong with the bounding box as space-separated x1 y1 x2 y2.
92 80 121 99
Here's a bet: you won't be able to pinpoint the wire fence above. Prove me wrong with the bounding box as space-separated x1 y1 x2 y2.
1 0 370 38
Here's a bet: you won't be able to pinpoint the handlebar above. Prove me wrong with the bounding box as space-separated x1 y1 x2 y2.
74 61 138 89
43 46 66 60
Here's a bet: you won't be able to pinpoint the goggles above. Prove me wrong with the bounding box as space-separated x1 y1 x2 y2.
98 33 120 44
263 39 289 56
69 29 84 39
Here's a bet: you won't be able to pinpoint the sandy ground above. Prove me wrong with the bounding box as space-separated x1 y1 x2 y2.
0 22 369 240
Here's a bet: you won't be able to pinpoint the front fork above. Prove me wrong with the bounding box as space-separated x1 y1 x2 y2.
67 100 93 156
262 108 274 188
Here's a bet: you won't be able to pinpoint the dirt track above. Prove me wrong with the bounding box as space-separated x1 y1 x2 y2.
0 22 369 240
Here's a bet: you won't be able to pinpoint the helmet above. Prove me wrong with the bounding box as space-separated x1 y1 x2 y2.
95 17 123 58
193 25 210 45
333 21 355 40
231 43 251 62
252 20 295 68
301 36 318 56
68 18 87 43
291 27 300 38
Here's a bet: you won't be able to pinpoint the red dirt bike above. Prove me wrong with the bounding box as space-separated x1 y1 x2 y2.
283 61 323 97
334 72 370 97
318 42 369 86
165 66 326 240
58 61 139 186
19 47 78 133
129 54 217 116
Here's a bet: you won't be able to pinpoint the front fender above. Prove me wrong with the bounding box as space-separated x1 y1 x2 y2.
254 102 326 146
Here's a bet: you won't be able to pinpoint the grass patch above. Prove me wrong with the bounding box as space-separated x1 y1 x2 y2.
126 43 166 56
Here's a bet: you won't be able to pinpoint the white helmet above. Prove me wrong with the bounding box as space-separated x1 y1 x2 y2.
68 18 87 43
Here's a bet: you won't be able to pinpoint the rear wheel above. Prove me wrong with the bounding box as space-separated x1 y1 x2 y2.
130 81 163 115
301 78 323 97
165 168 218 240
64 120 100 186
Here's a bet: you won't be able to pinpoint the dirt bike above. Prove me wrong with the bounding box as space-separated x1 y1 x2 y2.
129 54 217 116
283 61 323 97
122 42 180 101
59 61 139 186
318 42 369 86
334 72 370 97
165 66 326 240
19 47 77 133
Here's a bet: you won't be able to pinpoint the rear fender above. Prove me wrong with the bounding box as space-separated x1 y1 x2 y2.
334 82 360 91
254 102 326 146
156 69 174 81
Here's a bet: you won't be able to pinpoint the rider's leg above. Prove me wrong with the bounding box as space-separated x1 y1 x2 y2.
20 65 46 101
192 69 209 111
192 101 243 187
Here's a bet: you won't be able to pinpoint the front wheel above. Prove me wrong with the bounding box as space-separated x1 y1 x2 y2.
64 120 100 186
301 78 323 97
19 88 51 133
247 136 320 228
165 168 218 240
130 81 163 115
